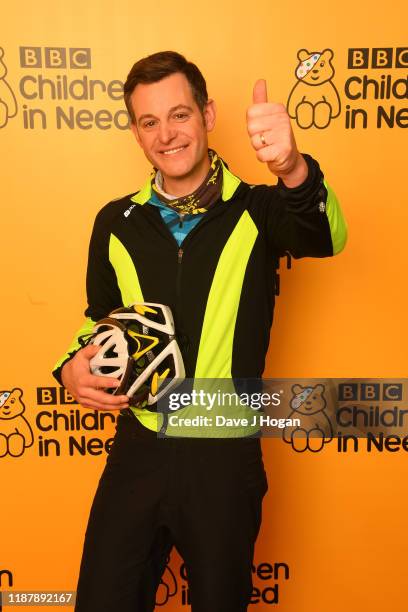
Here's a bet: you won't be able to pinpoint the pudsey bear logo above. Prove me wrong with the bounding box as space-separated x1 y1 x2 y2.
0 388 34 457
0 47 18 129
282 384 333 452
287 49 341 129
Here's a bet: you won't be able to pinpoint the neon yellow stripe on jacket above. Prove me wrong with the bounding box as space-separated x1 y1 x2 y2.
325 181 347 255
109 233 144 306
194 210 258 378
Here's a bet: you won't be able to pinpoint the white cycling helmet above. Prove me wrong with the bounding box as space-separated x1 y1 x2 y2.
89 303 185 408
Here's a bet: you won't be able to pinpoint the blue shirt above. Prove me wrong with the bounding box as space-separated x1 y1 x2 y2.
148 192 204 246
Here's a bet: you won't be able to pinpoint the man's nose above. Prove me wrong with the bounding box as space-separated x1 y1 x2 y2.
158 122 176 143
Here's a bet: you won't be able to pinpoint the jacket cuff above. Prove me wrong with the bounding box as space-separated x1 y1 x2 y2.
276 154 327 212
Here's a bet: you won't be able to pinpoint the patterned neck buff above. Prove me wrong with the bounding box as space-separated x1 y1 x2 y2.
151 149 223 215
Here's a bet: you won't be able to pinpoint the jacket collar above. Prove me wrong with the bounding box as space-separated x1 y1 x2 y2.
130 158 241 205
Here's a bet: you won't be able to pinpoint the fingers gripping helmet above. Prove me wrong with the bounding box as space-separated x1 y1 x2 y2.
89 303 185 407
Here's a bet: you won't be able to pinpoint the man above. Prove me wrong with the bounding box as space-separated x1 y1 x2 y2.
53 51 347 611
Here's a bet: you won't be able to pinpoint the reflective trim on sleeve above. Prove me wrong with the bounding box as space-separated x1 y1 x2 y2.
324 180 348 255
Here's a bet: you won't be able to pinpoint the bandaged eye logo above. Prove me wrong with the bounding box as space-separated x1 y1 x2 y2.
155 562 177 605
282 384 334 452
0 389 34 458
0 47 18 129
287 49 341 129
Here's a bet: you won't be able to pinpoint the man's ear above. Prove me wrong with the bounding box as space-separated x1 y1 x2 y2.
130 121 141 145
204 99 216 132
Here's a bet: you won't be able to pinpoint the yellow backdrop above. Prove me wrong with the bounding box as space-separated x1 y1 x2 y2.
1 0 408 610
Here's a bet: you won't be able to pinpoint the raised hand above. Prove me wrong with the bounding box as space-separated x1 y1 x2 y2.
247 79 308 187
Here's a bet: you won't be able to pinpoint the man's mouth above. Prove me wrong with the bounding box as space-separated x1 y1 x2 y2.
161 145 187 155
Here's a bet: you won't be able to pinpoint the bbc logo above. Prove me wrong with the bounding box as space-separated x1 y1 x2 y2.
20 46 91 69
338 383 403 402
37 386 77 405
348 47 408 69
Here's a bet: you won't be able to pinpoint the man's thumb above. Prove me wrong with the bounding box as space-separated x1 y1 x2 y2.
253 79 268 104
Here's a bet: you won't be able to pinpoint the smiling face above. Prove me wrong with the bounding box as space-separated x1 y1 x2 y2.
130 72 216 196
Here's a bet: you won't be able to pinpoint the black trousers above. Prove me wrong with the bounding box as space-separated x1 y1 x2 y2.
75 412 268 611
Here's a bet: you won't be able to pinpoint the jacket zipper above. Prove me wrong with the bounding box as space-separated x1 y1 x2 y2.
176 246 183 324
160 245 184 437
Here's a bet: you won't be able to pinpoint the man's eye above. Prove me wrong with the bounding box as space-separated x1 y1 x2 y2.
174 113 188 120
143 120 156 128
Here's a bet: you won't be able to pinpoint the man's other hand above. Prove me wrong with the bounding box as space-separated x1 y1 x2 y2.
247 79 308 188
61 345 129 411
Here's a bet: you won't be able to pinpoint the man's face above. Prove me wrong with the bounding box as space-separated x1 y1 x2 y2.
130 72 216 185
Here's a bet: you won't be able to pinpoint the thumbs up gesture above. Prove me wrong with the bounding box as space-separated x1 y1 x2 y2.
247 80 308 187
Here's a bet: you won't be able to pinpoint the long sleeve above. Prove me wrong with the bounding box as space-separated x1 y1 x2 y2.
52 204 123 384
264 153 347 258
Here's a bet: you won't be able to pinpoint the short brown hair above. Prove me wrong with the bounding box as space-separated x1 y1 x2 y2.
124 51 208 124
